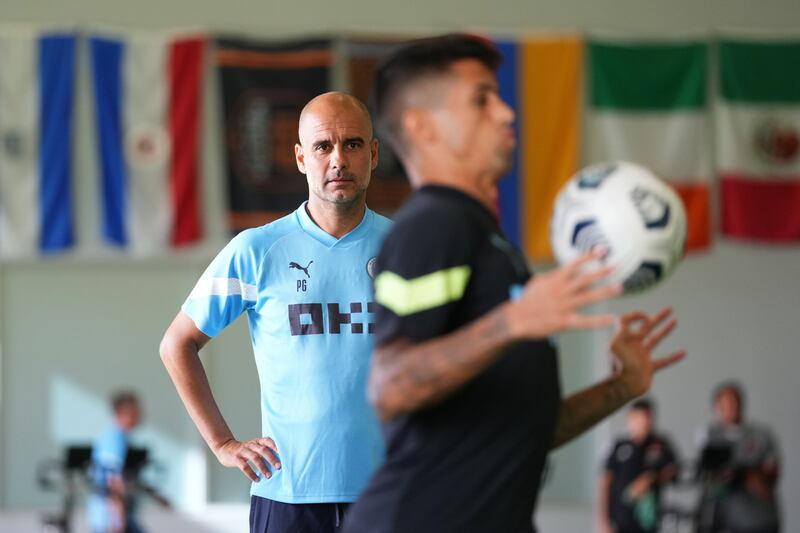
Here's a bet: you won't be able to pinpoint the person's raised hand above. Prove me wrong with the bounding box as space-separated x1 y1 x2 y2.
507 250 622 340
610 307 686 399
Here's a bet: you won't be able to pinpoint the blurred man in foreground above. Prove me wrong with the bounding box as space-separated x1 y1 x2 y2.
343 34 686 533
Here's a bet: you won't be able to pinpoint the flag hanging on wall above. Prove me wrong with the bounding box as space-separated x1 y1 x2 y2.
716 35 800 242
90 30 206 255
586 38 711 252
343 37 410 216
496 35 583 261
216 37 332 232
0 28 76 259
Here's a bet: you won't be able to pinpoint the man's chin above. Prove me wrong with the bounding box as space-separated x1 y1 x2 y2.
326 190 364 206
494 156 514 180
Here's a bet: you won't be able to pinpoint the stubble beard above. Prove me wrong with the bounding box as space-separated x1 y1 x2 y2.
320 183 367 215
491 147 514 182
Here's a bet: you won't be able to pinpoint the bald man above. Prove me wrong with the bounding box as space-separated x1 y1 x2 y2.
160 92 391 533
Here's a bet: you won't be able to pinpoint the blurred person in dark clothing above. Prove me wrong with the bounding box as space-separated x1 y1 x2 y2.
599 398 679 533
697 381 781 533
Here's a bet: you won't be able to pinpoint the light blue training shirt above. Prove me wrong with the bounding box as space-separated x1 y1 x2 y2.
182 203 391 503
87 424 130 531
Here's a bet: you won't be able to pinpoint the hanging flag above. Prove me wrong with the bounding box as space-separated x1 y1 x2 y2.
496 35 582 261
496 39 522 249
343 37 410 216
0 27 75 259
586 38 711 251
90 30 205 255
717 36 800 242
216 37 332 232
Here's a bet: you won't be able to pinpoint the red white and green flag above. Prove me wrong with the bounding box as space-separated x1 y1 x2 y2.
586 38 711 251
716 35 800 242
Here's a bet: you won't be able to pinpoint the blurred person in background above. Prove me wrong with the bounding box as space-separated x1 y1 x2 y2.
598 398 679 533
696 381 781 533
87 390 143 533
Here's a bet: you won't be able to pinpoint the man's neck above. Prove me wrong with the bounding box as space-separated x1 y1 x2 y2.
305 197 367 239
406 160 498 214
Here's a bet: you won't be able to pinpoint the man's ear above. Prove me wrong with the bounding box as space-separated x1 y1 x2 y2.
295 143 306 174
370 138 379 170
403 108 436 148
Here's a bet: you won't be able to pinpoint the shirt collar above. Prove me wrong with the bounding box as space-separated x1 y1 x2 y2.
295 201 374 248
418 185 499 227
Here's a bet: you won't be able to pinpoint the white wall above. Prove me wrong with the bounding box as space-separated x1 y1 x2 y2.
0 0 798 34
1 0 799 530
0 262 206 509
603 242 800 529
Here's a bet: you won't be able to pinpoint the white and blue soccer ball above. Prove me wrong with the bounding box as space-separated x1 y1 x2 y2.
550 161 687 294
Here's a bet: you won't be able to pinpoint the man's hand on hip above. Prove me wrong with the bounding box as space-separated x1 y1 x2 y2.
214 437 281 482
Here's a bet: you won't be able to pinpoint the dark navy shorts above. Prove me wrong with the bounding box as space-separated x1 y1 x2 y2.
249 496 351 533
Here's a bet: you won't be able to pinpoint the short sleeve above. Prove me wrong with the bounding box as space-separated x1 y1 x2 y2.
93 431 127 474
373 207 477 345
182 229 264 337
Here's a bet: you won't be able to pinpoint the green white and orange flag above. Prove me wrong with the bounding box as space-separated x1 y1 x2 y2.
586 38 711 251
716 35 800 242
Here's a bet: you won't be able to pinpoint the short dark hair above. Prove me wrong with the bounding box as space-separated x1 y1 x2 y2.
372 33 502 155
111 390 139 413
712 380 745 409
630 397 655 415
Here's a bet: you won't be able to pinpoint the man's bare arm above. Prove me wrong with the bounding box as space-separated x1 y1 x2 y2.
369 255 620 421
159 312 280 481
552 376 633 450
369 304 515 421
551 308 686 450
159 313 229 447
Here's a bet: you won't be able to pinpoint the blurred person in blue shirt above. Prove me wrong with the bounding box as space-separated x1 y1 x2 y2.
88 390 143 533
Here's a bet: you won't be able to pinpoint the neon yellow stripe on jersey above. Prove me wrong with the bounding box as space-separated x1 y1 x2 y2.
375 266 472 316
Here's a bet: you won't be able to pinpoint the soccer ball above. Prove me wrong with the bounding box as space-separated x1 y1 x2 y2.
550 161 687 294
